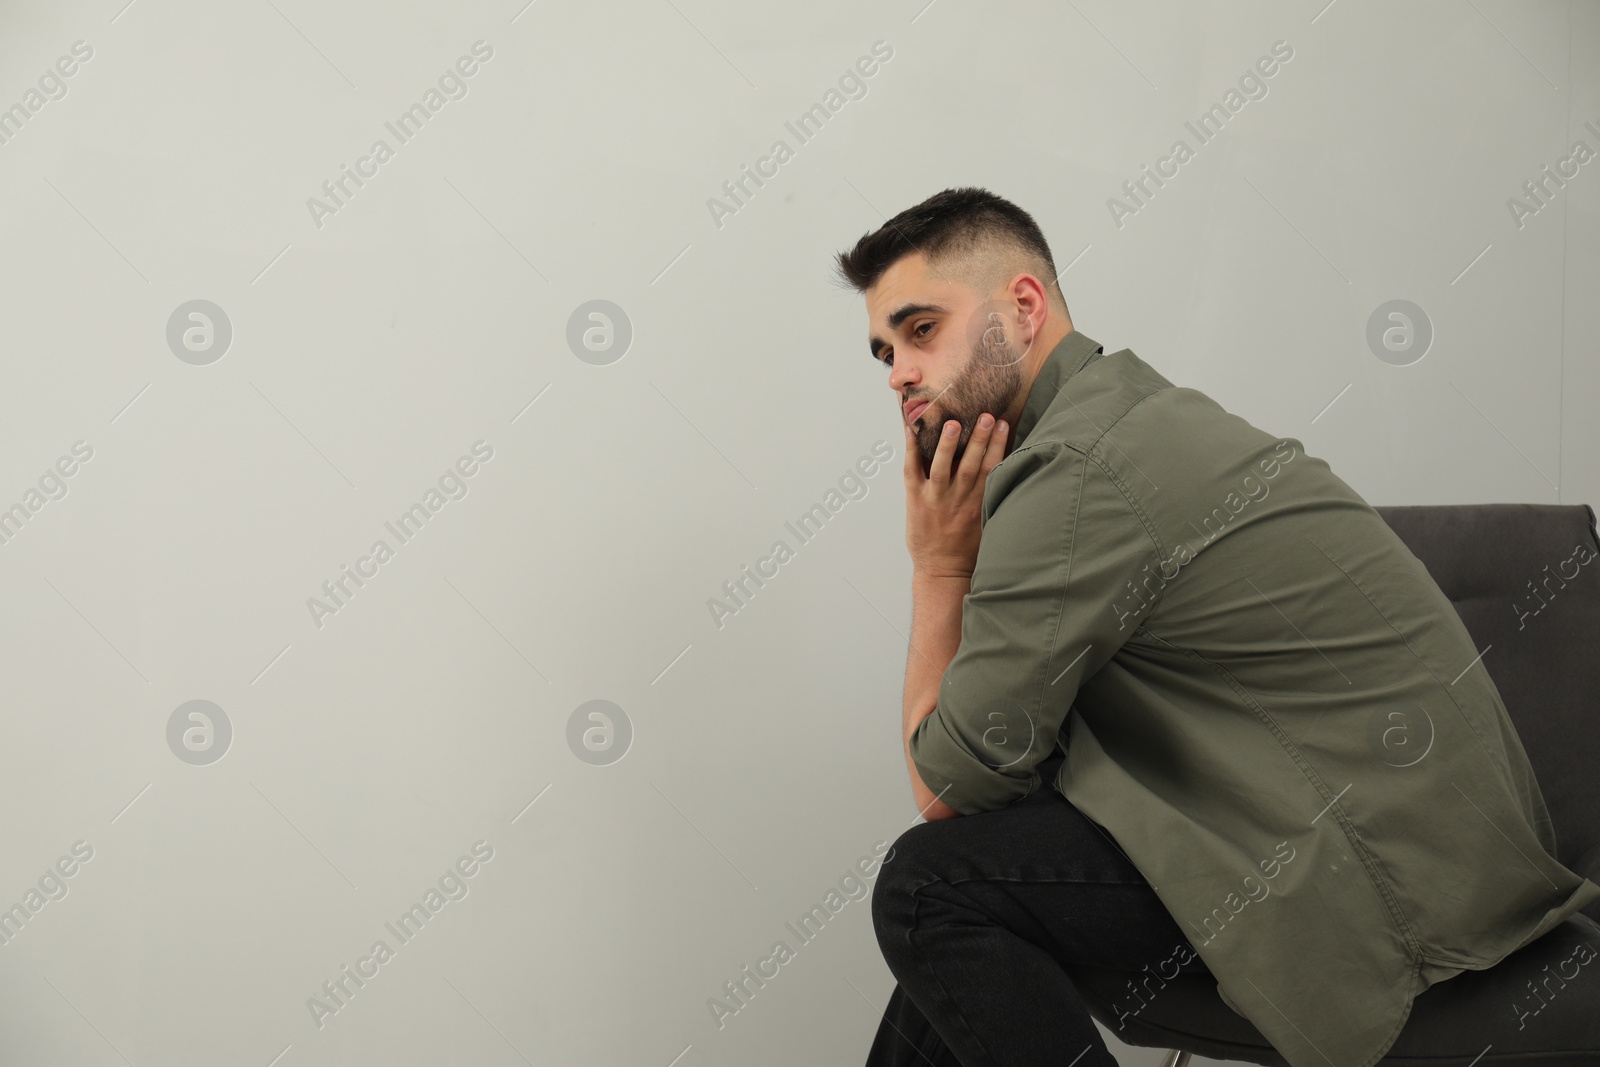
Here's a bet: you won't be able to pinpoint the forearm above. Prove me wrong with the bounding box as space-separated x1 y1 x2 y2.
902 569 969 821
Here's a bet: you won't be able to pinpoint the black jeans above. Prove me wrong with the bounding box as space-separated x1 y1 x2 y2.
865 752 1211 1067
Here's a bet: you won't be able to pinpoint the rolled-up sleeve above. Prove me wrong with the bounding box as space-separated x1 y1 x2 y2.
908 440 1159 814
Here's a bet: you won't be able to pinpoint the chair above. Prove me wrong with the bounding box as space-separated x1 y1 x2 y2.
1065 503 1600 1066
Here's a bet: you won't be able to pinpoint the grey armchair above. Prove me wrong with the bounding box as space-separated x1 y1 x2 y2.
1066 503 1600 1066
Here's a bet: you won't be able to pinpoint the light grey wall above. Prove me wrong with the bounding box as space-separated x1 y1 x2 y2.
0 1 1594 1064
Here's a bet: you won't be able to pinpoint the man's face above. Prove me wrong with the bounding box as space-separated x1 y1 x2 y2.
866 252 1028 468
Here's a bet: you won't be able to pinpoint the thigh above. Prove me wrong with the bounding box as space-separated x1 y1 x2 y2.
875 756 1210 975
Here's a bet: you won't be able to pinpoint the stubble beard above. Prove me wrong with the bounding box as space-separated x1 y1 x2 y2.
913 327 1025 467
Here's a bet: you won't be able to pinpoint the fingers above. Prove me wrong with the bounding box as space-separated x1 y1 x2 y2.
927 418 960 486
903 420 921 486
912 413 1008 491
951 414 1005 488
981 416 1008 477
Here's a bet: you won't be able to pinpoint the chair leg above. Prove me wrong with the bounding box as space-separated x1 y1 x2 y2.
1158 1052 1192 1067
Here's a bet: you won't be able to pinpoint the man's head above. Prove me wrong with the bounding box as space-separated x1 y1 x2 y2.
834 186 1073 467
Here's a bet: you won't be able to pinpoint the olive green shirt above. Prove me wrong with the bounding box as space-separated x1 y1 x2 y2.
908 329 1600 1067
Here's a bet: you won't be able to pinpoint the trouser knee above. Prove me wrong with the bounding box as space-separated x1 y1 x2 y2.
871 825 942 951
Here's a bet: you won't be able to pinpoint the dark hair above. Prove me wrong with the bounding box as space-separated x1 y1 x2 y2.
832 186 1065 310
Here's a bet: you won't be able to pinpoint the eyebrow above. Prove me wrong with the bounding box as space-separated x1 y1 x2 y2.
869 302 949 361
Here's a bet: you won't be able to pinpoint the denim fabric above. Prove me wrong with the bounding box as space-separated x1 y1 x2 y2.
865 753 1211 1067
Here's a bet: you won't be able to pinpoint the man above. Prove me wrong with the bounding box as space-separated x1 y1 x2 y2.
833 187 1600 1067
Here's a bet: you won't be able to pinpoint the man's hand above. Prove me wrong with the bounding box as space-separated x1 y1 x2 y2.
904 413 1009 579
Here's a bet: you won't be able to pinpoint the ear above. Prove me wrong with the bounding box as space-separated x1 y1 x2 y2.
1006 272 1049 342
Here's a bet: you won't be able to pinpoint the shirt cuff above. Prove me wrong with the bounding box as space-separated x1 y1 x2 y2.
910 705 1039 815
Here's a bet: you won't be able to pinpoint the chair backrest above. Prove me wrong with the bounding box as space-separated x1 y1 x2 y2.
1374 503 1600 922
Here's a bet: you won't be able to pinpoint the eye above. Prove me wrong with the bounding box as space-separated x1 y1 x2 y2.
880 322 933 367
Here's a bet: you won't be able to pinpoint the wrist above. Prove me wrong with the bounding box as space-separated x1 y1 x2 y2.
914 563 974 583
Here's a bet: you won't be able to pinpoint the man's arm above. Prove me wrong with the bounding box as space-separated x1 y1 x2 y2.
907 441 1158 816
898 411 1009 820
902 571 968 821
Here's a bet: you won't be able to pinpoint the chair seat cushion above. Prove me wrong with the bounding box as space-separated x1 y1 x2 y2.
1069 913 1600 1065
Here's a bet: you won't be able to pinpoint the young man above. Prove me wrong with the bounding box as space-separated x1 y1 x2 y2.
833 187 1600 1067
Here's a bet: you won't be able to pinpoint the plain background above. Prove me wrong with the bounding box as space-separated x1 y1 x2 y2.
0 1 1595 1064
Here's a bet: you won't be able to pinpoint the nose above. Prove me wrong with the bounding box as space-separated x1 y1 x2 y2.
889 358 918 396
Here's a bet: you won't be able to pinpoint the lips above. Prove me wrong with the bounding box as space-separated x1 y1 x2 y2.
905 400 930 424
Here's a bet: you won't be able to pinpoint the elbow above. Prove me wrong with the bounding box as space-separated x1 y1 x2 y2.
905 711 965 819
919 791 963 821
910 755 964 820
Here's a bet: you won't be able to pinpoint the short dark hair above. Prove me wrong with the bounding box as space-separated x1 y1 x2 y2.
832 186 1066 311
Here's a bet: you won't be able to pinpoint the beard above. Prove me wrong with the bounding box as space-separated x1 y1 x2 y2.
910 316 1026 468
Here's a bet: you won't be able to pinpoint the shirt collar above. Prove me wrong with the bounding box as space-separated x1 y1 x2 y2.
1011 329 1104 449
